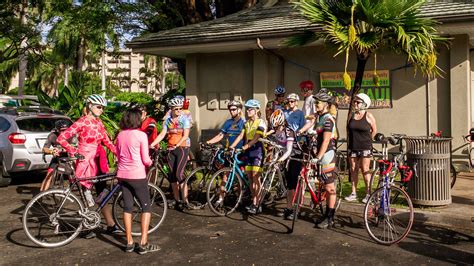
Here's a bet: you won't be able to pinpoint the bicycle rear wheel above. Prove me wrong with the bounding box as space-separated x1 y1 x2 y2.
364 186 414 245
450 164 457 188
113 183 167 236
257 166 279 207
50 170 67 190
206 168 243 216
334 172 343 211
184 166 212 208
23 189 84 247
290 179 304 233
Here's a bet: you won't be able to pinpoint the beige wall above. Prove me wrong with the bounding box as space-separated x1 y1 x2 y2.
185 35 471 157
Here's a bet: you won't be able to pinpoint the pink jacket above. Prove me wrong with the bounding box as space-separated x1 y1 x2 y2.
116 129 152 180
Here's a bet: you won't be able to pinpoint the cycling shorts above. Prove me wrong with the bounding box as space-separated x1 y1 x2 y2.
349 149 373 158
244 142 264 173
320 150 336 184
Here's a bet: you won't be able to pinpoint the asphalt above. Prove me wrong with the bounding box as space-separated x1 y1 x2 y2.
337 172 474 235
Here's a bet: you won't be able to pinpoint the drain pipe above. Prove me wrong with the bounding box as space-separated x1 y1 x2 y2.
426 76 431 136
256 38 285 85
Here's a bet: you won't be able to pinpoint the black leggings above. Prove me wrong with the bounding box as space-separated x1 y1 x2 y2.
286 153 303 190
167 147 190 184
120 179 151 213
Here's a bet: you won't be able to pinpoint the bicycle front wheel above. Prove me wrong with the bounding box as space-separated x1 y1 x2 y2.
184 166 212 208
450 164 457 188
290 179 304 233
363 186 414 245
206 168 243 216
113 183 167 236
23 189 84 248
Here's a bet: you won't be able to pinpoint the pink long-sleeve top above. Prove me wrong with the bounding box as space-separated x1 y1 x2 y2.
116 129 152 179
57 116 117 155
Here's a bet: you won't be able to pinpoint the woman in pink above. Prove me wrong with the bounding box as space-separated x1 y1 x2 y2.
57 94 119 237
116 108 159 254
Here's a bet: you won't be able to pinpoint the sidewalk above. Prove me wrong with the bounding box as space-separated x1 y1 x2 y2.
337 173 474 235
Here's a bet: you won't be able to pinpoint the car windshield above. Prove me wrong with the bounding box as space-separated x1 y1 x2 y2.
16 118 71 132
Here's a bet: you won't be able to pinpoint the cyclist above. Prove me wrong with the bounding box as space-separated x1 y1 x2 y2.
269 109 301 220
265 85 287 122
345 93 377 204
300 80 316 121
230 99 267 214
206 100 245 205
57 94 120 237
312 90 339 229
116 108 159 254
40 119 73 191
136 104 158 146
150 96 192 209
284 93 306 133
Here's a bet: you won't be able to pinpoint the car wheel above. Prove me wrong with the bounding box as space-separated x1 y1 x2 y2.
0 174 11 187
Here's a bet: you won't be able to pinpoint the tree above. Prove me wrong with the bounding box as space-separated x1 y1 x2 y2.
286 0 447 98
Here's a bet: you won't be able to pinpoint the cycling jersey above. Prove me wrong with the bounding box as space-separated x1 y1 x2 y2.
140 117 158 145
163 114 191 147
244 118 266 142
221 117 245 148
284 109 305 132
164 109 193 125
243 118 266 173
315 112 337 175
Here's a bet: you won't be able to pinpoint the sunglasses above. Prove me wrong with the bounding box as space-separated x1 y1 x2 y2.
94 105 103 110
173 108 183 111
288 100 296 103
246 108 256 112
229 108 238 112
354 101 364 104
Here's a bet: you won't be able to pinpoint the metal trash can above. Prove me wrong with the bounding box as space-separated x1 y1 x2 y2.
404 136 452 206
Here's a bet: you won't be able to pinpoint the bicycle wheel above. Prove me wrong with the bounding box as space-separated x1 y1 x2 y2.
184 166 212 208
368 168 382 193
257 166 278 207
206 167 243 216
450 164 457 188
271 167 286 200
364 186 414 245
113 183 167 236
50 170 67 190
336 151 348 176
290 179 304 233
147 166 169 191
334 172 343 211
23 189 84 247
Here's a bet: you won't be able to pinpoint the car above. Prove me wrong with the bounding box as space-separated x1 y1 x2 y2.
0 95 41 108
0 106 73 186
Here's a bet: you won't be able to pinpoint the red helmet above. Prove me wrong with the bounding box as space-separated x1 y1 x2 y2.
299 80 314 90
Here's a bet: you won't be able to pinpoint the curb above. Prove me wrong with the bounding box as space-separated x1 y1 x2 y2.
336 201 474 235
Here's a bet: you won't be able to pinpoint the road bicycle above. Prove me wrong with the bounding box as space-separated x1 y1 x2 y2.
289 133 342 233
206 149 252 216
183 143 226 209
364 134 415 245
23 157 167 248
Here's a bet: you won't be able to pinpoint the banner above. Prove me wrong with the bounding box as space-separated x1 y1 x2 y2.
320 70 392 109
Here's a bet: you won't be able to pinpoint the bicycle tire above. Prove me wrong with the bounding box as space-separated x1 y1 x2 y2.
290 179 304 233
368 168 382 193
335 151 348 176
147 166 169 191
271 167 286 200
334 172 343 211
363 186 414 245
50 170 67 190
184 166 212 208
257 166 279 207
206 167 243 216
450 164 457 188
113 183 167 236
23 189 84 248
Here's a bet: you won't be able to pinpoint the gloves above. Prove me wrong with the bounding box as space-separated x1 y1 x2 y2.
310 158 321 165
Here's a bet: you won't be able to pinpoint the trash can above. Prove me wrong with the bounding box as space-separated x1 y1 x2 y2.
404 136 452 206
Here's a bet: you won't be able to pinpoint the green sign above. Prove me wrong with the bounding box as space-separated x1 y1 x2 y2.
320 70 392 109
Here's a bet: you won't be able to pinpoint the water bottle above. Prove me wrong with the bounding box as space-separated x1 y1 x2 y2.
84 189 95 207
95 188 110 204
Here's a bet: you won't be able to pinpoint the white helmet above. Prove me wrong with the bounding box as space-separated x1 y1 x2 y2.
287 93 300 101
168 96 184 107
355 93 371 109
270 109 285 127
86 94 107 107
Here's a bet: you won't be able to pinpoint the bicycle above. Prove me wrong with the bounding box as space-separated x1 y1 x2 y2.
364 134 415 245
289 133 343 233
23 157 167 248
206 149 252 216
183 143 226 209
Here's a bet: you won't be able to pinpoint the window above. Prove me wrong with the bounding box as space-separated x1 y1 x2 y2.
0 117 11 132
16 118 71 132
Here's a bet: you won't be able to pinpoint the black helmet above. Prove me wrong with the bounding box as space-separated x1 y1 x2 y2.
313 88 335 104
55 120 71 131
227 100 242 109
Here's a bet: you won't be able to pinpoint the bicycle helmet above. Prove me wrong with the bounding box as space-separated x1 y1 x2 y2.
270 109 285 127
55 119 71 131
299 80 314 90
227 100 242 109
287 93 300 101
168 96 184 107
355 93 371 109
244 99 261 109
274 85 286 95
374 133 385 142
86 94 107 107
313 88 334 103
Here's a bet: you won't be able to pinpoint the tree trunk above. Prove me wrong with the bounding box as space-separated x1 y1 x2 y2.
18 0 28 96
76 37 84 71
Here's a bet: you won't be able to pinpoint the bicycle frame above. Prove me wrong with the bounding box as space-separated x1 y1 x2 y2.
224 151 250 192
292 158 326 208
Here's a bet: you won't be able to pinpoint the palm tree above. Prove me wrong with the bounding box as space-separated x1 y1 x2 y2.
286 0 448 98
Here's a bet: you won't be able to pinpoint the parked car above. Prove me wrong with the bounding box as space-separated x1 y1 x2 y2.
0 95 41 108
0 106 73 186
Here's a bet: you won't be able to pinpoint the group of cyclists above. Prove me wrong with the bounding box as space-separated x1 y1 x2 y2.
40 79 379 252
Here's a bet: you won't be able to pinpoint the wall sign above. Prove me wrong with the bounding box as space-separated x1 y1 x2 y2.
320 70 392 109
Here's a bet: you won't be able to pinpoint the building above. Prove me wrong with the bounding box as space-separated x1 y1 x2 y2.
128 0 474 160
